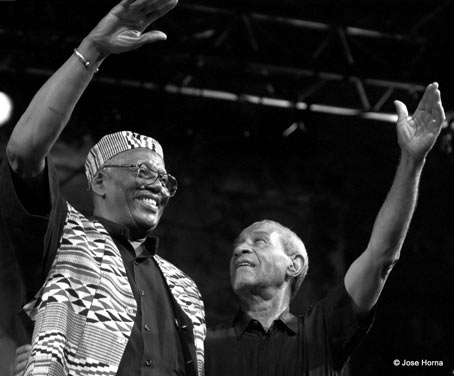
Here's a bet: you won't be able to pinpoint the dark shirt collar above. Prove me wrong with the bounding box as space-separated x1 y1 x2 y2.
92 216 159 256
233 307 298 338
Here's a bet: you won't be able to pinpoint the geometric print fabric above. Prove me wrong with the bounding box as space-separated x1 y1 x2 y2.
23 203 137 376
155 255 206 376
22 202 206 376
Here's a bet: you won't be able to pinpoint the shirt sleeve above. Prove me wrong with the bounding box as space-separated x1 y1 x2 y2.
304 280 375 372
0 156 67 301
326 281 374 368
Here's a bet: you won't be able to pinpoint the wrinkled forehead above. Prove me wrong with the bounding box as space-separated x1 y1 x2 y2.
109 148 166 169
235 222 282 244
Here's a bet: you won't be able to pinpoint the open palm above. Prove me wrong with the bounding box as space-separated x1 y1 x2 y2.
88 0 178 54
395 83 445 161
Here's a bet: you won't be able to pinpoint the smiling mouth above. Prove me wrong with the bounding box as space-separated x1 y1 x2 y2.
236 262 255 269
136 197 158 210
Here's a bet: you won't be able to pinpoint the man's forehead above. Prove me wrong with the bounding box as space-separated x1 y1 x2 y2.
114 148 165 166
236 223 281 241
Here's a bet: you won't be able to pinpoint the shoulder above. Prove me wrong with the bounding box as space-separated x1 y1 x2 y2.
208 319 235 332
305 282 350 314
207 319 236 340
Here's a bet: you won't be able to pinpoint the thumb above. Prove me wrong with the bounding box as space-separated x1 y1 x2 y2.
394 100 408 122
138 30 167 46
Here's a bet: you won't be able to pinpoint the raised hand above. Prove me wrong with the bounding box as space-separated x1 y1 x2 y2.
394 82 445 162
87 0 178 55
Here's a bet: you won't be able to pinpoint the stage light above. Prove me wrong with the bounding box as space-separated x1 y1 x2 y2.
0 91 13 126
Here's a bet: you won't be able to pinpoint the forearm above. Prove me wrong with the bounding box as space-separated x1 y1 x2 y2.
7 39 107 178
345 152 424 312
367 151 424 263
345 83 443 312
7 0 178 178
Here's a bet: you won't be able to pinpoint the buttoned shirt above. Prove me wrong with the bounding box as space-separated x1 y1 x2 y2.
0 157 200 376
96 218 186 375
205 282 373 376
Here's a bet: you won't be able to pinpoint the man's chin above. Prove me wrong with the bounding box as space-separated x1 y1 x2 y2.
129 216 160 237
139 220 159 233
136 211 161 226
232 279 255 294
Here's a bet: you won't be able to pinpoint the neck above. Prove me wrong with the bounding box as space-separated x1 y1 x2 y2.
92 208 152 241
238 286 291 331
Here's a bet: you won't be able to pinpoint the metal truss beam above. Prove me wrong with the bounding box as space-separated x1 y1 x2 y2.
1 0 450 123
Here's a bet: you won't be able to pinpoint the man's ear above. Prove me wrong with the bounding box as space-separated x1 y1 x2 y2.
91 171 107 198
287 254 304 278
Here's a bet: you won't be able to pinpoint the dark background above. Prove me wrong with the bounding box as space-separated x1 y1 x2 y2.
1 0 453 375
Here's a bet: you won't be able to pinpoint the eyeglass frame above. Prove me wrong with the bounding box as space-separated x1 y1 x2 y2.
101 162 178 197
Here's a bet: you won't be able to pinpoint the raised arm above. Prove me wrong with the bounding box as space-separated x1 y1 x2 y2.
6 0 177 178
344 82 445 313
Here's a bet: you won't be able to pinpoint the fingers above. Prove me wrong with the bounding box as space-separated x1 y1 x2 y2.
116 0 177 34
114 29 167 50
416 83 434 113
128 0 154 12
138 30 167 45
427 82 439 113
432 85 446 127
130 0 177 14
144 0 178 22
421 83 445 134
418 82 443 113
394 100 409 122
119 0 136 7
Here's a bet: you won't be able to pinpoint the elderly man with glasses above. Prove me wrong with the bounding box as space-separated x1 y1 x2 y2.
0 1 205 376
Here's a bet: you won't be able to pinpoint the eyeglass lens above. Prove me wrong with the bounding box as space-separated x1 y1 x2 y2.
138 164 177 195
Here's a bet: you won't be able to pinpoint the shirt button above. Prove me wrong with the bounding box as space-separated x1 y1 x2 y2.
140 289 145 296
145 359 153 367
144 324 151 331
174 318 179 327
134 261 139 265
186 360 193 365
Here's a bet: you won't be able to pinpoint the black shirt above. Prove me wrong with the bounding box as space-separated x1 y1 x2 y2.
0 157 190 376
96 218 186 376
205 283 373 376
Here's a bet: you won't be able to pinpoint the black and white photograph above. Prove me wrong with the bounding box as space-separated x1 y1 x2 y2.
0 1 453 375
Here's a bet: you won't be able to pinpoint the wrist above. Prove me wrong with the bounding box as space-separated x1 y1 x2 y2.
399 151 425 172
76 38 110 68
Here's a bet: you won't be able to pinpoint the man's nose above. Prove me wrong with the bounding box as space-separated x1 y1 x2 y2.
142 179 165 193
233 244 252 257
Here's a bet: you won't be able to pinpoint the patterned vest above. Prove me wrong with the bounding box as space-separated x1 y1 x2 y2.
22 203 206 376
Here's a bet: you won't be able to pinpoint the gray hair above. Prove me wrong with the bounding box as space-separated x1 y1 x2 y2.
251 220 309 299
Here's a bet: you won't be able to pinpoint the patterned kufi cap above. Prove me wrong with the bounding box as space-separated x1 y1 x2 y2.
85 131 164 185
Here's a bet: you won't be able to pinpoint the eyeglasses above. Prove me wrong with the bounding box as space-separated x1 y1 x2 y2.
102 162 178 197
